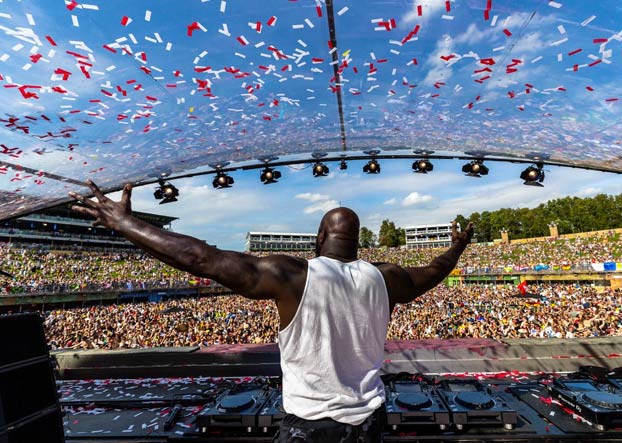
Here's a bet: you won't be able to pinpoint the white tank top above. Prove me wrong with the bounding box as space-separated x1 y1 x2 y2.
278 256 390 426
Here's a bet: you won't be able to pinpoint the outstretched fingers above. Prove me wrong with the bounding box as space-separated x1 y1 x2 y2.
121 183 132 211
86 179 107 201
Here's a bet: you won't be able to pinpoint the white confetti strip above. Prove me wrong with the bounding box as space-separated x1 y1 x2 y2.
292 24 304 29
297 39 307 48
71 15 79 27
145 10 152 21
0 53 10 62
220 0 227 13
550 37 568 46
492 46 505 52
154 32 163 43
557 53 563 61
549 1 562 8
531 55 543 63
441 15 454 20
337 6 349 16
145 36 157 43
218 23 230 36
581 15 596 26
26 13 35 26
390 49 400 55
0 13 12 19
11 43 23 51
304 18 314 28
129 33 138 44
491 15 498 27
557 25 566 34
81 4 99 10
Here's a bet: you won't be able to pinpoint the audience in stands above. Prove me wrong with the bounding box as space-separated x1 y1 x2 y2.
44 284 622 350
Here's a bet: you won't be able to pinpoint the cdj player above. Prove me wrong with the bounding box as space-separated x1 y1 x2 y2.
437 379 518 430
549 377 622 431
385 379 450 431
197 382 272 433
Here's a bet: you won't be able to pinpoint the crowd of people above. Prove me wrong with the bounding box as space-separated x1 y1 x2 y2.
43 284 622 350
0 245 199 294
2 231 621 295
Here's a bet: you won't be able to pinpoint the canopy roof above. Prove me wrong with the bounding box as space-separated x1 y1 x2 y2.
0 0 621 220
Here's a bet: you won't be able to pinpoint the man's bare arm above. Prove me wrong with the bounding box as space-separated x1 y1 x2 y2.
384 221 473 306
69 181 304 300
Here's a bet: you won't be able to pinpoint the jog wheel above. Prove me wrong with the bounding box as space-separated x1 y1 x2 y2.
395 393 433 410
219 393 255 412
455 392 495 410
582 392 622 409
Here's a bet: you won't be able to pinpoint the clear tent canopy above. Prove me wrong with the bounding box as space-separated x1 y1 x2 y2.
0 0 621 220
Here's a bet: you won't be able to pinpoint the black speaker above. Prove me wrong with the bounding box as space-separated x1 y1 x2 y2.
0 314 64 443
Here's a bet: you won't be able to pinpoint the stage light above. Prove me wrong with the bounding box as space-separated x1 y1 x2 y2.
412 159 434 174
339 160 348 170
520 163 545 187
461 160 489 178
363 159 380 174
312 162 329 177
153 179 179 204
260 166 281 184
212 171 234 189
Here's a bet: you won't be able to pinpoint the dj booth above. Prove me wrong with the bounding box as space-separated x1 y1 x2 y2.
3 314 622 442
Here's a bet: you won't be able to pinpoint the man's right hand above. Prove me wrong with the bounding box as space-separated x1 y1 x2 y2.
69 180 133 231
451 220 474 246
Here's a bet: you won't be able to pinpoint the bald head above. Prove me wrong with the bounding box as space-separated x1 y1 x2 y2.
315 207 360 261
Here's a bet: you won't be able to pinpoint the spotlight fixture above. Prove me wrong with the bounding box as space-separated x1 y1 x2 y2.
339 159 348 170
260 166 281 184
520 162 545 187
212 171 234 189
312 162 329 177
412 159 434 174
153 179 179 204
363 159 381 174
462 159 489 178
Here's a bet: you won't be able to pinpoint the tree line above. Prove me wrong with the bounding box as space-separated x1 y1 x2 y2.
360 193 622 247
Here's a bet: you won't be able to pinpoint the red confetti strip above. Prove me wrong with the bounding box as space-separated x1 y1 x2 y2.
121 16 130 26
568 48 582 56
445 1 451 12
593 38 608 43
417 5 422 16
102 44 117 53
586 86 594 91
187 21 201 37
66 0 79 11
316 5 323 17
46 35 57 46
503 28 512 37
266 16 277 26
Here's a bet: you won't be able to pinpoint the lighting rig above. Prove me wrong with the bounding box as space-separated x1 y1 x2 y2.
153 179 179 204
520 162 545 187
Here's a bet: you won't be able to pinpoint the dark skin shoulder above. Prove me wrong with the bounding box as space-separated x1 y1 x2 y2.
69 181 472 329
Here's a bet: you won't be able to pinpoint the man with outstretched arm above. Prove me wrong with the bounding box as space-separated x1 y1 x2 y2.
69 180 473 443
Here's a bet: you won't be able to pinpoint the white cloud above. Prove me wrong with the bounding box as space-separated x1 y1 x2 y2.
402 0 447 24
303 199 340 214
402 192 433 206
454 23 497 46
422 34 456 86
296 192 329 202
384 197 396 205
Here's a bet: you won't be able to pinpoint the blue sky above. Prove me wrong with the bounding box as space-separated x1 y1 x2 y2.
117 160 622 251
1 1 622 227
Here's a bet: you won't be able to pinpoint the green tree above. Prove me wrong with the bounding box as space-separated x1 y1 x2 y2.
359 226 376 248
378 219 402 247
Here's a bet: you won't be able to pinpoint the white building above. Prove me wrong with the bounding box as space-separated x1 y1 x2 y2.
246 232 317 252
405 223 457 249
